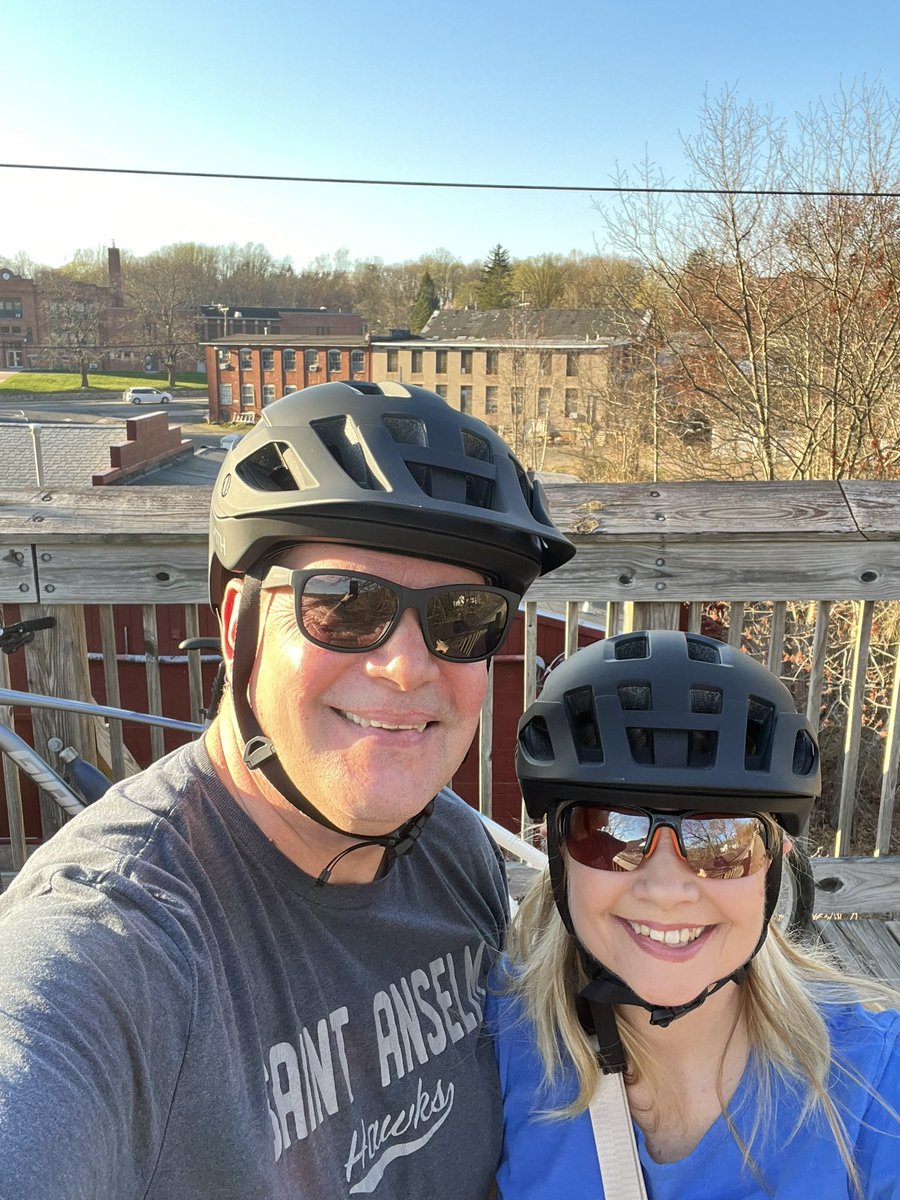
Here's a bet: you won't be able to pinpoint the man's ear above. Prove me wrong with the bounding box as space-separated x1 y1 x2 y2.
782 834 794 857
219 577 244 679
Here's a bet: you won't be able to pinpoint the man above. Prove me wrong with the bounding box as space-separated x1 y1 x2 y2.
0 382 574 1198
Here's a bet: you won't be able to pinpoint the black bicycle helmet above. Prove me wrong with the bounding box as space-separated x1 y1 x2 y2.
209 380 574 608
517 629 820 835
515 630 821 1059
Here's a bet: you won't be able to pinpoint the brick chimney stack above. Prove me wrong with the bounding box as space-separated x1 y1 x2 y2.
108 247 124 307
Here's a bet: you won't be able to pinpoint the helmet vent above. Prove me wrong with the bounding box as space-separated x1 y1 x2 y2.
511 457 532 505
461 430 492 462
464 473 492 508
618 683 651 710
614 635 649 660
519 716 554 762
745 697 776 771
686 638 721 663
236 442 314 493
383 415 427 447
691 686 723 714
626 727 654 764
793 730 818 776
311 416 385 491
565 686 604 761
687 729 718 767
384 412 429 487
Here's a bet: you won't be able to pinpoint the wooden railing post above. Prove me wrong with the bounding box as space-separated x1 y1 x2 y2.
20 602 97 837
631 602 682 630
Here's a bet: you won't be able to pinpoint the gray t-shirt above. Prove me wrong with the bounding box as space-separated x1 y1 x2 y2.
0 740 508 1199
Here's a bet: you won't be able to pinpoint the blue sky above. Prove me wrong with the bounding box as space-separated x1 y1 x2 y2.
3 0 898 270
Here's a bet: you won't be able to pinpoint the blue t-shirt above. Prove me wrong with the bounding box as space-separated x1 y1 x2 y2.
488 987 900 1199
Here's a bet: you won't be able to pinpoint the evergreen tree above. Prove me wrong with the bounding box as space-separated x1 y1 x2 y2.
476 244 514 309
409 270 440 332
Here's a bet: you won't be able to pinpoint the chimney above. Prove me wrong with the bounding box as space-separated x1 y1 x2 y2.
108 247 124 307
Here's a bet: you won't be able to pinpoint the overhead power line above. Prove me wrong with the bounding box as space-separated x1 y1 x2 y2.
1 160 899 199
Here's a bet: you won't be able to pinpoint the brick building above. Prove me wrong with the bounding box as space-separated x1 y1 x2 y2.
369 308 644 439
0 267 42 369
203 333 370 420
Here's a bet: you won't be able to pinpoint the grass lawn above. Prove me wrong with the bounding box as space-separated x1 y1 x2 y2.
0 371 208 394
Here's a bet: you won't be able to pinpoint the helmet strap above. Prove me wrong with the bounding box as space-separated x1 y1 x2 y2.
228 568 435 881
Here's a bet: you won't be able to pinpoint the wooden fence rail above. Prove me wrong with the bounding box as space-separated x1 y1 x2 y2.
3 480 900 883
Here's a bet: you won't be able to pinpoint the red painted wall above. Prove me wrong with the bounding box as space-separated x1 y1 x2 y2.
1 604 602 842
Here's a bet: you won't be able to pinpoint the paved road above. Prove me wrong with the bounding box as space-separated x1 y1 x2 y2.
0 391 210 425
0 391 218 453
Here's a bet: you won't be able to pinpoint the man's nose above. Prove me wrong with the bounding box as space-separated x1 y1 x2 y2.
366 607 440 686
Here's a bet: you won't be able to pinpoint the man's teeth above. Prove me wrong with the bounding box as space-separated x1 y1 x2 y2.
341 711 427 733
628 922 705 946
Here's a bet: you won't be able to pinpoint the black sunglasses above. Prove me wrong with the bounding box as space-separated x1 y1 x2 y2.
260 567 519 663
561 803 777 880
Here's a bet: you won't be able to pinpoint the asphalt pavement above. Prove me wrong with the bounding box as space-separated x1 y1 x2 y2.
0 389 228 485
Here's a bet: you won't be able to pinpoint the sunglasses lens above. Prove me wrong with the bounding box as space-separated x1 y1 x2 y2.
680 815 770 879
299 574 398 648
425 590 510 661
563 807 772 878
564 807 651 872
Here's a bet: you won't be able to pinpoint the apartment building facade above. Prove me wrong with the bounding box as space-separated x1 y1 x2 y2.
369 308 641 441
203 334 371 420
0 267 42 369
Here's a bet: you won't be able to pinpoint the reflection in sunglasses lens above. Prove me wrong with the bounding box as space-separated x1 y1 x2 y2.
301 575 397 647
427 592 509 659
296 574 510 662
564 807 769 879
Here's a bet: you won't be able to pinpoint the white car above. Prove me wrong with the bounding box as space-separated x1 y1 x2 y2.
124 386 172 405
219 433 244 451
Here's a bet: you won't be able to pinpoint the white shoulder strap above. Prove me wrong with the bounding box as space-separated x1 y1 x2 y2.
587 1060 649 1200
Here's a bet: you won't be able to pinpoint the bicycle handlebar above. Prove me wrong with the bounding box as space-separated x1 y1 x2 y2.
0 616 57 655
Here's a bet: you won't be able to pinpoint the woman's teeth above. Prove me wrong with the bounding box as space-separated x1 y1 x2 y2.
628 922 705 946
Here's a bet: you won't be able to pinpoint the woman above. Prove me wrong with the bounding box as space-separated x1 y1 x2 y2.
491 630 900 1198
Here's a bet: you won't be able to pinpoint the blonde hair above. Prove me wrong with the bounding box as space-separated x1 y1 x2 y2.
504 869 900 1193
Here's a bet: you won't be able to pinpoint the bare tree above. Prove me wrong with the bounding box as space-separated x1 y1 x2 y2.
597 83 900 482
513 255 572 307
128 247 210 388
38 273 104 387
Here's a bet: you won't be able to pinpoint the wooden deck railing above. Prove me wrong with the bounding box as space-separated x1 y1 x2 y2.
3 479 900 921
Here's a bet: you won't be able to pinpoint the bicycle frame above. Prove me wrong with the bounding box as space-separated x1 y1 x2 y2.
0 687 204 822
0 722 87 819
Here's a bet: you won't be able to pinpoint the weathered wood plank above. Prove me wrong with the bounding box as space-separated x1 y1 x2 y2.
542 481 860 539
3 482 900 546
525 539 900 602
0 625 27 870
31 544 208 604
142 606 165 762
840 481 900 539
4 483 900 604
20 603 96 837
811 856 900 914
877 641 900 856
97 604 126 780
0 544 39 603
814 919 900 988
835 602 875 854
